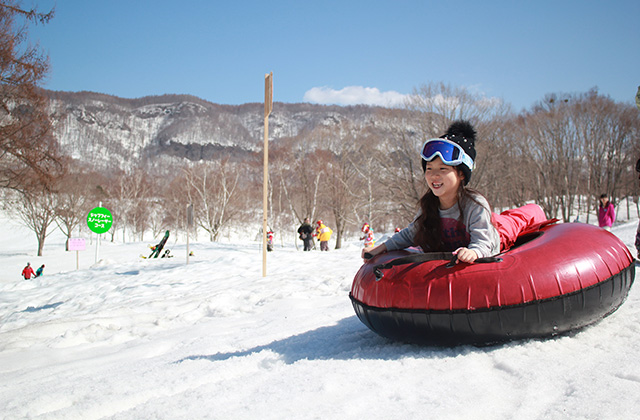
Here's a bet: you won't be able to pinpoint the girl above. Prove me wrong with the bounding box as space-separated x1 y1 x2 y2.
598 194 615 231
363 120 546 263
360 223 375 248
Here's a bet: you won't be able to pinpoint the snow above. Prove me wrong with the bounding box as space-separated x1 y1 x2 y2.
1 213 640 420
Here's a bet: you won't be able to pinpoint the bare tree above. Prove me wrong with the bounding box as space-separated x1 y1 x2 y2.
54 168 93 249
13 186 57 255
375 120 426 224
0 2 63 192
571 90 639 216
317 125 360 249
91 168 152 243
506 90 640 222
269 131 326 235
182 159 241 241
407 82 511 130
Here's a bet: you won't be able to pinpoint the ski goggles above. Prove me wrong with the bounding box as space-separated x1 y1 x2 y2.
420 138 475 171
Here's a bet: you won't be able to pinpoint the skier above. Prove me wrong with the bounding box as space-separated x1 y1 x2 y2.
22 262 35 280
315 220 333 251
297 218 314 251
148 231 170 258
35 264 45 277
360 223 375 248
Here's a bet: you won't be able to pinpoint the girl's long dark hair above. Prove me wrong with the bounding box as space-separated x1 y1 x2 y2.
414 170 489 252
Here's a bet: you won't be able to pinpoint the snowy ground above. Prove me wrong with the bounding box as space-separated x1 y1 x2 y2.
1 213 640 420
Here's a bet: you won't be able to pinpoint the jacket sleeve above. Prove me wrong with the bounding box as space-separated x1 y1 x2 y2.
609 203 616 222
384 217 420 251
464 197 500 258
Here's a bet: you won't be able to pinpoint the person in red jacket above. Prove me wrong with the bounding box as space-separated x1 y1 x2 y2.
22 262 35 280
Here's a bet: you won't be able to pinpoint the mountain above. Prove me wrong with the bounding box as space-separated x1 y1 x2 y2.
46 91 391 172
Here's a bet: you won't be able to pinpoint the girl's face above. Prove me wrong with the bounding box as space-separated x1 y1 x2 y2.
424 157 465 209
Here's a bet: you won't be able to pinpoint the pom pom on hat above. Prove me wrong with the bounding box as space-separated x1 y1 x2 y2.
442 120 477 161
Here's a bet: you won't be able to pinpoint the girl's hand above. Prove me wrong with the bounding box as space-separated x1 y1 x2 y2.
453 247 478 264
362 243 387 261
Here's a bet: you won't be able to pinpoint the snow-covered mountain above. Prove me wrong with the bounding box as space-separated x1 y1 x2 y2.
46 91 391 171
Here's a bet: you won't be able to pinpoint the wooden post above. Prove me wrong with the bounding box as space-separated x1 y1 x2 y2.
263 72 273 277
186 203 193 265
95 201 102 263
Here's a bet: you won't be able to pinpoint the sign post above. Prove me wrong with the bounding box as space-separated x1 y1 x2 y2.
263 72 273 277
87 205 113 263
68 238 86 270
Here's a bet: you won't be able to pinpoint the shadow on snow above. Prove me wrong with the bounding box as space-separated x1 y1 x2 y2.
22 301 64 312
176 316 484 365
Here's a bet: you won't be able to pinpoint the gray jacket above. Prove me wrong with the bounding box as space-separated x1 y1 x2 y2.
384 194 500 258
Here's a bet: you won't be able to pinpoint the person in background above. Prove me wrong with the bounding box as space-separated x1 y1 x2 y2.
360 223 375 248
266 230 274 252
35 264 45 277
597 194 615 231
635 89 640 257
22 262 35 280
635 158 640 258
297 218 314 251
315 220 333 251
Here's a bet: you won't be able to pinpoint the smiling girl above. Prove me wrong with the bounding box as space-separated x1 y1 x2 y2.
363 120 546 264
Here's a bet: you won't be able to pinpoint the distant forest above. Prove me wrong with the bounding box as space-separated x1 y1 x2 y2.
5 82 640 256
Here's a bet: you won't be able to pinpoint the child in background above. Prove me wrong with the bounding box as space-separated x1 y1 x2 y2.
360 223 375 248
363 120 546 263
597 194 615 231
266 230 274 252
315 220 333 251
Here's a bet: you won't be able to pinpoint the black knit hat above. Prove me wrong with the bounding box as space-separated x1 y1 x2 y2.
421 120 477 185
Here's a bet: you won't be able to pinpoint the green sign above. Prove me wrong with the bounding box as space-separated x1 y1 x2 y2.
87 207 113 234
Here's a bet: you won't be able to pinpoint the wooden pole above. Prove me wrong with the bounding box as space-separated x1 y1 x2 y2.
95 201 102 263
263 72 273 277
186 203 193 265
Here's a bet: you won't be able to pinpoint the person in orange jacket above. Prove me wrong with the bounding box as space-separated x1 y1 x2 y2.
315 220 333 251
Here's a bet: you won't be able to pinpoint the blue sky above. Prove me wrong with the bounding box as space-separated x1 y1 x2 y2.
28 0 640 111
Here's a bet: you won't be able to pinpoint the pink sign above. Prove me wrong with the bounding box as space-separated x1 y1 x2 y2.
69 238 86 251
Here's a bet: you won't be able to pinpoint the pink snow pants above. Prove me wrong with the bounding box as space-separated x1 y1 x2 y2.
491 203 547 252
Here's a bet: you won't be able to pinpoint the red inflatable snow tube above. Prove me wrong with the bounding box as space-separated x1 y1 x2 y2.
350 222 635 345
